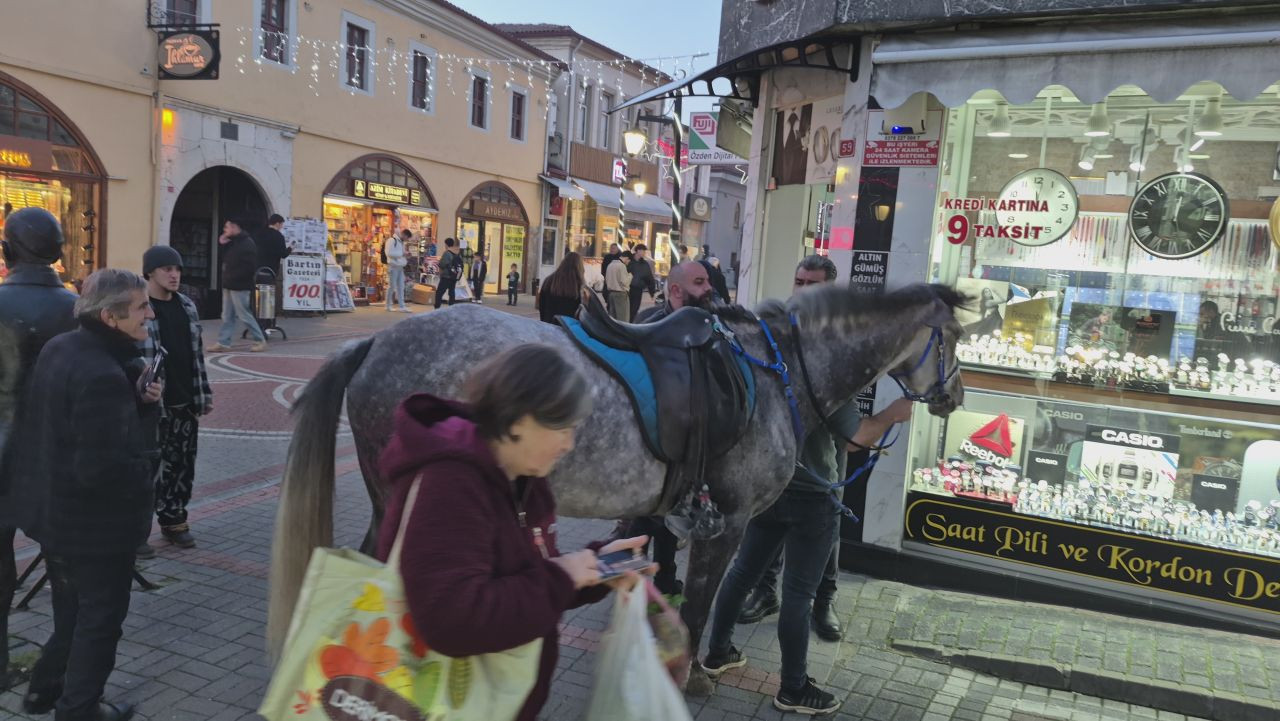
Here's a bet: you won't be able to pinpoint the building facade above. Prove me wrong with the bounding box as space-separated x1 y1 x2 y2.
642 0 1280 632
0 0 558 312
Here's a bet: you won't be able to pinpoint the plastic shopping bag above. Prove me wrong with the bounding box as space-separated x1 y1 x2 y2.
260 477 542 721
584 580 695 721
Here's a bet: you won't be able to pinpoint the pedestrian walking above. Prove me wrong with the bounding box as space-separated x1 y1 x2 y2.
140 246 213 557
506 263 520 306
7 268 163 721
374 343 651 721
469 251 488 304
0 208 78 691
536 251 587 325
256 213 292 281
627 244 657 320
604 250 633 321
703 256 731 305
699 255 914 716
433 237 462 309
209 218 266 352
384 230 410 313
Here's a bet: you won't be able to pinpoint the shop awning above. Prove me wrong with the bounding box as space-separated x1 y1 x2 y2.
870 16 1280 108
571 177 675 223
539 174 584 201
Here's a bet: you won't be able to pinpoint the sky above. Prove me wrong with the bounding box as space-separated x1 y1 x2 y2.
456 0 723 111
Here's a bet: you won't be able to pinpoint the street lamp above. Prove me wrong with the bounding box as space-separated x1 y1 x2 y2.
633 179 647 196
623 125 647 156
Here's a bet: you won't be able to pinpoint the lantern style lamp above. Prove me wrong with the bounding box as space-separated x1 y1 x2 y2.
623 125 647 156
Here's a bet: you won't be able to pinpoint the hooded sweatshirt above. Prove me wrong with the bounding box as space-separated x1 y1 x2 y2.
376 394 607 721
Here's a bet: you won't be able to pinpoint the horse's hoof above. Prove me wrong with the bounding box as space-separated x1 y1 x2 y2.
685 669 715 696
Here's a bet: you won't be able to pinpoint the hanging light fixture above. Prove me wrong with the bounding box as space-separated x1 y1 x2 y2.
1175 146 1194 173
1084 102 1111 137
623 125 647 156
1195 96 1224 137
1078 144 1097 171
633 179 647 196
986 102 1012 137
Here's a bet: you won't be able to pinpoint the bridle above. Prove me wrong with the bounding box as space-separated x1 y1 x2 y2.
886 325 960 405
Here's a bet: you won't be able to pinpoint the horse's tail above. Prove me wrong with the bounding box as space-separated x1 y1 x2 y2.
266 336 375 659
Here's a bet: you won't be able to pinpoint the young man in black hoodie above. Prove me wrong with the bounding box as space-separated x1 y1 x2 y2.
209 218 266 352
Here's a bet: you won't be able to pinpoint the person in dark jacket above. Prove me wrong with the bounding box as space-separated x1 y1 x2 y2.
627 244 658 320
375 344 651 721
703 257 731 304
0 207 79 692
256 213 292 280
8 268 162 721
433 237 462 309
209 218 266 352
536 251 587 325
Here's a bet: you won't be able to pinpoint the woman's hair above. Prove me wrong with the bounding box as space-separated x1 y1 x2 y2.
74 268 145 324
541 251 585 298
465 344 592 440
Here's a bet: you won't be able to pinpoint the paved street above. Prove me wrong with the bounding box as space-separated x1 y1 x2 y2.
4 296 1279 721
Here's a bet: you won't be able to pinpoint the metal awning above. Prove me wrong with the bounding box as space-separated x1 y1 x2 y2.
615 37 860 111
571 178 674 223
539 174 584 201
871 16 1280 108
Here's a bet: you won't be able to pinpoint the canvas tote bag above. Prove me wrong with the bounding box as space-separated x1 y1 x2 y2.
260 475 543 721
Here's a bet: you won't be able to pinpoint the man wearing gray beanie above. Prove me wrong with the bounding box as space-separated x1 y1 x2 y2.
140 245 212 555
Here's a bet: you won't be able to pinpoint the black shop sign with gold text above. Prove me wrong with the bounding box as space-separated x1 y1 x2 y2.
904 492 1280 614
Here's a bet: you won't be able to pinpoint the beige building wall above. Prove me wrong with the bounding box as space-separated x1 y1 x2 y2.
0 0 554 271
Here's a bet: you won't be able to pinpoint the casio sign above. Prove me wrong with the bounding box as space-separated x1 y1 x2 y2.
1047 410 1084 421
1100 429 1164 449
1032 455 1060 466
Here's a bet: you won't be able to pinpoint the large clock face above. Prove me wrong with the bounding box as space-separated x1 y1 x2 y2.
1128 172 1229 260
996 168 1080 246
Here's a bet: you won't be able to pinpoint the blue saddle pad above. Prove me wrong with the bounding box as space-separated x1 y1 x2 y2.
560 317 755 459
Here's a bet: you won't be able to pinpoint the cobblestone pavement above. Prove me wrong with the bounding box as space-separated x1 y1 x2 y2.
4 296 1279 720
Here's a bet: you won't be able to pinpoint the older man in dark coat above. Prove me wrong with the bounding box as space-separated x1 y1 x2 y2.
0 208 78 692
6 268 162 721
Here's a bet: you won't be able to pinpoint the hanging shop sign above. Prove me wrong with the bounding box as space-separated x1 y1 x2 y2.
686 194 713 222
904 492 1280 615
352 179 422 206
612 158 628 185
281 255 324 312
157 30 220 80
0 137 55 173
863 110 942 167
688 112 747 165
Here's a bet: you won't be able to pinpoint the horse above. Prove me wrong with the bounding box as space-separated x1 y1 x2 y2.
267 282 966 694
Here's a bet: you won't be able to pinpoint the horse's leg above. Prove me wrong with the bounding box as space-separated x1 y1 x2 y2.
680 518 747 696
355 432 385 555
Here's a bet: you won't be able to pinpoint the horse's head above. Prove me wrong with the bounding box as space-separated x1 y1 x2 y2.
887 284 967 417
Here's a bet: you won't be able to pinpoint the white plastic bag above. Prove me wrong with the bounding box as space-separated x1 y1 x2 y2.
585 582 695 721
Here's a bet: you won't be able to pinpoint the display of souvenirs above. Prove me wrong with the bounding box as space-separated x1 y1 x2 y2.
909 462 1280 558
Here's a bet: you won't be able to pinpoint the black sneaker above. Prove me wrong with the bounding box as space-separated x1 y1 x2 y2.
700 646 746 677
774 677 840 715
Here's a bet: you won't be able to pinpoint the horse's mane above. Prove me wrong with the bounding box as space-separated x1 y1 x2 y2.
715 283 970 330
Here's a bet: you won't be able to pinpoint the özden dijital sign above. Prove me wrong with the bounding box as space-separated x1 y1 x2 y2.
904 492 1280 614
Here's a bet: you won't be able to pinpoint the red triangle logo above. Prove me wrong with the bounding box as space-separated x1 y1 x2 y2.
969 413 1015 457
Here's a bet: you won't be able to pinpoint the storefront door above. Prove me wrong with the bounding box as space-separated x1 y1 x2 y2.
483 221 502 291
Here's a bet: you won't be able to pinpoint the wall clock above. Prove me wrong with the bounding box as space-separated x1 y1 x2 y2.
1128 172 1229 260
1269 195 1280 251
996 168 1080 246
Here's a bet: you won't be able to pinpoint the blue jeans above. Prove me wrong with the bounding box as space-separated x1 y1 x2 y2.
708 490 839 691
218 289 265 345
386 266 407 310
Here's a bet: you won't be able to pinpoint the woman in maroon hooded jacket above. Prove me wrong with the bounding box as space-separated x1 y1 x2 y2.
376 344 651 721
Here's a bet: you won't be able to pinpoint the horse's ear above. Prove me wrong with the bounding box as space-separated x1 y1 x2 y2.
931 284 973 313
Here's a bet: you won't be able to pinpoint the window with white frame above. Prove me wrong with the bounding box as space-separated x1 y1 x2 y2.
165 0 199 25
576 85 592 143
470 74 490 129
598 92 614 149
510 89 527 141
342 13 374 93
259 0 290 64
409 44 436 112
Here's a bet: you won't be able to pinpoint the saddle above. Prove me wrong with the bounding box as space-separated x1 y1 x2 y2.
560 293 755 529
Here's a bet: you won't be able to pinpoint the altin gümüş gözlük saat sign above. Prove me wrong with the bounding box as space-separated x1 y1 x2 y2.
904 492 1280 614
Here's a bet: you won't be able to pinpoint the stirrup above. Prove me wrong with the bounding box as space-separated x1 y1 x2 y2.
664 484 725 542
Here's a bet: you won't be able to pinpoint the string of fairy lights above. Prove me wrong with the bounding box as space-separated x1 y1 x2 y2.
231 26 710 126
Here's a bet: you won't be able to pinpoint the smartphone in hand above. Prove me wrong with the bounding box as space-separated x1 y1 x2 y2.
597 549 652 581
138 347 166 395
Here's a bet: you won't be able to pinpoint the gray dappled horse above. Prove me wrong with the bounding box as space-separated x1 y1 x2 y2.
267 283 966 693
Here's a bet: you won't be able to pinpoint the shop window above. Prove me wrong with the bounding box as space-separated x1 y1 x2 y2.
470 75 489 129
599 92 614 149
259 0 290 64
17 112 47 140
51 120 74 146
510 90 526 141
342 15 373 93
577 86 591 143
410 47 434 112
906 81 1280 586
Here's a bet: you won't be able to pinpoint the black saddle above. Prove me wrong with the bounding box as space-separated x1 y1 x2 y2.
568 292 755 522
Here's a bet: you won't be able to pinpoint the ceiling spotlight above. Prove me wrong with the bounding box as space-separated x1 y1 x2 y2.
1078 145 1096 171
1190 137 1205 152
1129 127 1160 173
1084 102 1111 137
987 102 1012 137
1175 146 1194 173
1189 152 1211 159
1008 152 1029 159
1195 97 1224 137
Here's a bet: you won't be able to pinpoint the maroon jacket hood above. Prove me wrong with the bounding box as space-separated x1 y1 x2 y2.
379 393 493 488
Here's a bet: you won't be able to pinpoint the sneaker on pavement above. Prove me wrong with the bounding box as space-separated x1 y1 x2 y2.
774 677 840 715
700 646 746 677
250 341 268 352
135 542 156 560
162 526 196 548
207 343 232 352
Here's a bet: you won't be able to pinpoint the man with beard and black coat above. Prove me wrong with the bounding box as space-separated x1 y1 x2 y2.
8 268 163 721
256 214 291 281
627 244 658 320
0 207 78 691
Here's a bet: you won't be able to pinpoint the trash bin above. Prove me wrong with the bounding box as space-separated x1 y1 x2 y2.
253 267 287 340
